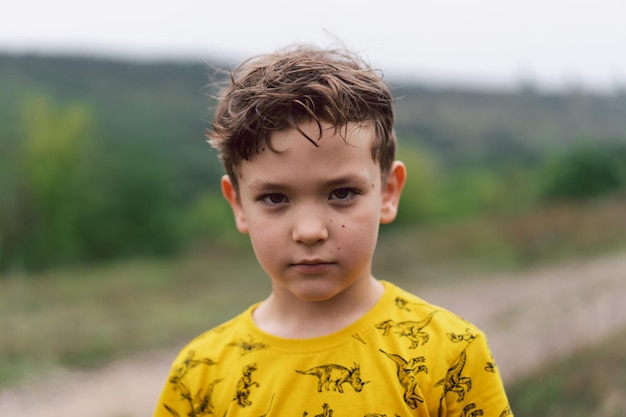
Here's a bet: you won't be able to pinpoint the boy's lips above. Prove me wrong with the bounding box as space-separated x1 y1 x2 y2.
290 259 336 274
294 258 330 265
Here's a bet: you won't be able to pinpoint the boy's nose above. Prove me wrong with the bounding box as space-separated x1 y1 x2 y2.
291 211 329 245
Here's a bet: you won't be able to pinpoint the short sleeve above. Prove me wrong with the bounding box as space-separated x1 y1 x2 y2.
152 348 220 417
436 331 513 417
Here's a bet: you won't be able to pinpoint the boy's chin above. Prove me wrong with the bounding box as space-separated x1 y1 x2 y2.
272 279 345 303
291 286 344 303
278 276 368 304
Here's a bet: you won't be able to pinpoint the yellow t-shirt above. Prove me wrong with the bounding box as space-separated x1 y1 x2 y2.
153 281 512 417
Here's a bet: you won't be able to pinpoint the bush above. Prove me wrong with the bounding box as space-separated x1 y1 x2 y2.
541 142 626 201
0 95 184 272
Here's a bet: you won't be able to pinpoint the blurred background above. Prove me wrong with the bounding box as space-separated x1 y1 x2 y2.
1 1 626 416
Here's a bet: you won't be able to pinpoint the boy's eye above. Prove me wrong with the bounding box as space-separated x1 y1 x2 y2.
259 193 288 205
329 188 358 201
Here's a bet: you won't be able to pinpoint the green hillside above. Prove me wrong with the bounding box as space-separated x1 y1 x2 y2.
394 85 626 165
3 53 625 166
0 54 223 197
1 52 625 271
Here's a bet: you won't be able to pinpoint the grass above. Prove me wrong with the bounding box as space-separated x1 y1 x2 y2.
376 193 626 282
508 328 626 417
0 246 269 387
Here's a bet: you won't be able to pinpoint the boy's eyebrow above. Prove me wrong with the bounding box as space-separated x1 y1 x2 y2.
248 174 369 193
248 180 288 193
323 174 370 187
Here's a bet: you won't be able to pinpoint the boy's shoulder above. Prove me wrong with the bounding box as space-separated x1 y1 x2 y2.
382 281 481 332
170 305 258 364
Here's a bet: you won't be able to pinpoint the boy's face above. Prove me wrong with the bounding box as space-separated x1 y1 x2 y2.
222 121 405 304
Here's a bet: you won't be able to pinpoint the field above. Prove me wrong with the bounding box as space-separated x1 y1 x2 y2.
1 197 626 416
2 51 626 416
510 328 626 417
0 245 265 386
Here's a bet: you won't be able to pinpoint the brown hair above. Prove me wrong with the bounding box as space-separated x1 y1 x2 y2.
206 44 396 190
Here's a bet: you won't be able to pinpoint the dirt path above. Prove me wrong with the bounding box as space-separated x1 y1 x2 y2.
417 251 626 382
2 252 626 417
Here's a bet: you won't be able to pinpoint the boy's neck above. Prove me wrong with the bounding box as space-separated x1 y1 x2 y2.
252 276 384 339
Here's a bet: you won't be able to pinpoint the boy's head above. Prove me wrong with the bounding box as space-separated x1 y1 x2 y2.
207 44 396 191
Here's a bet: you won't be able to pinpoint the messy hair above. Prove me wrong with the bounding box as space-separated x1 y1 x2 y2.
206 45 396 190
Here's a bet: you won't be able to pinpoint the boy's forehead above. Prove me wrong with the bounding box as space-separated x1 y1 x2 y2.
235 121 381 182
267 121 375 153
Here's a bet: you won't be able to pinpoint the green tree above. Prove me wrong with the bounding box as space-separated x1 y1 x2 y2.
1 94 184 272
541 142 626 201
394 143 441 224
14 95 94 268
77 141 183 261
181 191 247 247
0 135 22 270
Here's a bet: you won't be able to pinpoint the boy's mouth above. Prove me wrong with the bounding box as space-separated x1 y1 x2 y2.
290 259 335 273
294 258 329 265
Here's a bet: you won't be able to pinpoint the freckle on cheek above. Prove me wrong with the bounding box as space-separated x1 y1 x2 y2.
342 225 345 228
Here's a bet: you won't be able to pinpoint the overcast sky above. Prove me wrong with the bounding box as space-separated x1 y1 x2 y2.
2 0 625 91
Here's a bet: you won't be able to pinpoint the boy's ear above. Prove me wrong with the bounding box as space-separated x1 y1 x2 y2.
221 175 249 234
380 161 407 224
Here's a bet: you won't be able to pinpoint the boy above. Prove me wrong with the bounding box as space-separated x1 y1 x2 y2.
153 45 512 417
